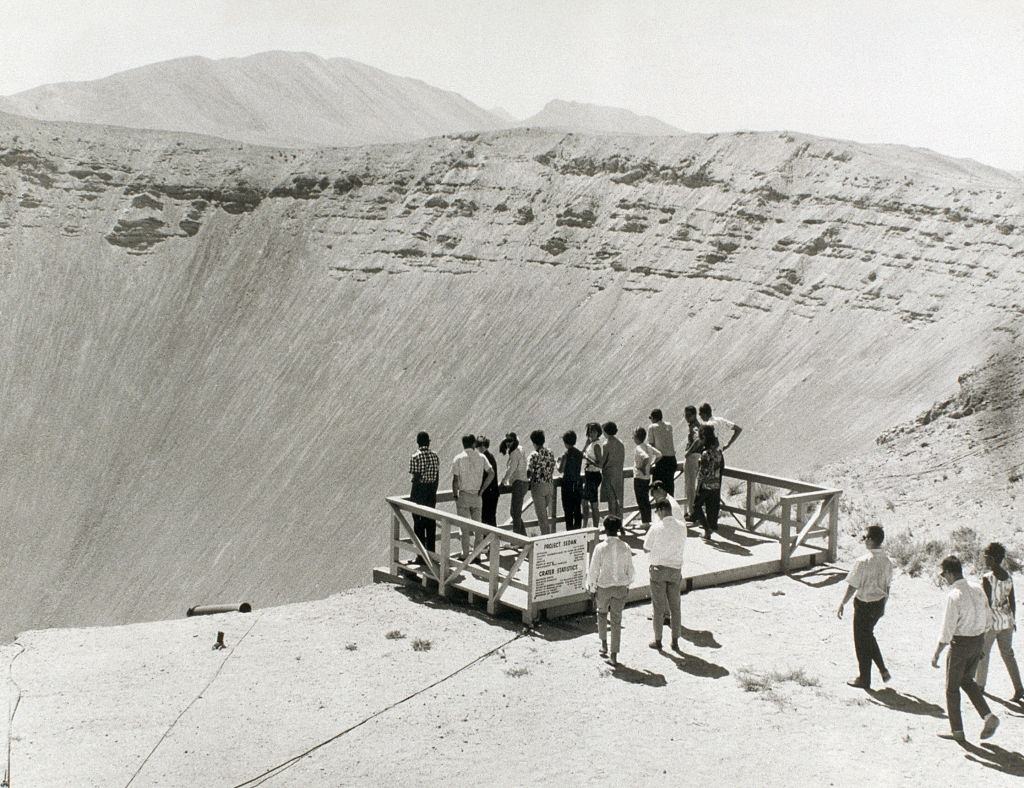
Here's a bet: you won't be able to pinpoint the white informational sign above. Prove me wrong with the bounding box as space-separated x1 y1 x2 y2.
531 531 591 603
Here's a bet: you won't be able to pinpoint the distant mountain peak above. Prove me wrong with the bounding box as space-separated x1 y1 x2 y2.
1 51 502 148
519 99 681 136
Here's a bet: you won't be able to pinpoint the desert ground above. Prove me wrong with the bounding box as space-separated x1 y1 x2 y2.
4 568 1024 787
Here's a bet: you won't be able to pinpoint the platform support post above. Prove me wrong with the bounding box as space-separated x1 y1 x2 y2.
780 501 792 572
828 494 840 563
439 520 451 598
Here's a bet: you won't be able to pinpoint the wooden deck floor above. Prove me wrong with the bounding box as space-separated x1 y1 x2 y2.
375 519 825 620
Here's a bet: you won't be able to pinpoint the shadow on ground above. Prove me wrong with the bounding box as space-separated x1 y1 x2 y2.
866 688 945 718
605 663 668 687
789 565 848 589
660 648 730 679
962 742 1024 777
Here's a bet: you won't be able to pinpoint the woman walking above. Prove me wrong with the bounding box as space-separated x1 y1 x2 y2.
976 542 1024 700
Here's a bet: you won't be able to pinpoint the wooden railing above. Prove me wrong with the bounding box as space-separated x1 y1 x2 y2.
387 461 840 622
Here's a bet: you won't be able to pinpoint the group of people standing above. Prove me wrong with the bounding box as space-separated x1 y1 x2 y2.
837 527 1022 744
405 404 744 560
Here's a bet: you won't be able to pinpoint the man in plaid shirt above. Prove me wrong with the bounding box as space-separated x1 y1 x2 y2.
408 431 440 560
527 429 557 535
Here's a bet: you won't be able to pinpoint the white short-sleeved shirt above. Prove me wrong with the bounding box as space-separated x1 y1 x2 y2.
700 416 735 439
644 515 686 569
846 549 893 603
451 449 490 494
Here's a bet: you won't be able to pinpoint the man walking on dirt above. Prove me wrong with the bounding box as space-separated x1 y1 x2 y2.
836 525 892 689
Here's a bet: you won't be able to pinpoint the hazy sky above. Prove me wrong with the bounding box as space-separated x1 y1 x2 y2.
3 0 1023 171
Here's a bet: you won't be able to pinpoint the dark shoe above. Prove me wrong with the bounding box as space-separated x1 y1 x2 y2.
937 730 966 743
881 669 892 683
670 639 681 652
846 678 870 689
606 654 618 666
649 641 663 650
980 714 1000 740
599 642 608 658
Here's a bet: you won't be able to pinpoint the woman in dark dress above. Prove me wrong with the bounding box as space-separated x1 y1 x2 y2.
477 435 500 527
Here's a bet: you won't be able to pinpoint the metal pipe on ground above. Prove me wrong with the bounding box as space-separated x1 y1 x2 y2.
186 603 252 617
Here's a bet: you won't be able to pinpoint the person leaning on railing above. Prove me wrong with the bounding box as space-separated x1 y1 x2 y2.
682 405 702 520
451 434 494 559
526 430 556 535
581 422 604 529
499 432 528 536
632 426 662 529
407 431 439 562
647 409 677 496
558 430 584 531
692 425 724 542
476 435 500 527
600 421 625 520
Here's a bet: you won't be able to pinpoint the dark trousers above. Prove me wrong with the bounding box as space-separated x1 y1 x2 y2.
946 634 992 733
509 480 528 535
692 485 720 537
853 598 887 686
481 484 499 526
562 482 583 530
653 456 676 496
410 480 438 552
634 478 652 524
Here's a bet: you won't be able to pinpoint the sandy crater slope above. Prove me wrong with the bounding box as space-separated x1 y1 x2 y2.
1 110 1023 639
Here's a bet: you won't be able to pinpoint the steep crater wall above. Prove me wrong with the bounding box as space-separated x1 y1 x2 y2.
1 113 1022 639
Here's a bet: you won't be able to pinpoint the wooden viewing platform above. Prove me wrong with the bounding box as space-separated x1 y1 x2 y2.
373 463 841 624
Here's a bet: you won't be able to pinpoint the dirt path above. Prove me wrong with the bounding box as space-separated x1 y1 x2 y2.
6 574 1024 786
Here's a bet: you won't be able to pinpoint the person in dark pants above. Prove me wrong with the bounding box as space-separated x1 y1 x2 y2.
632 426 661 529
836 525 893 689
691 425 724 541
477 435 500 527
647 409 677 496
408 431 440 560
558 430 584 530
933 555 1000 743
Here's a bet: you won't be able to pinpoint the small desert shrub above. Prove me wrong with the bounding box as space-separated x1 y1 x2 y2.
736 667 820 693
412 638 432 652
725 481 743 498
949 526 983 572
385 629 406 640
345 643 358 651
505 666 530 678
886 530 948 578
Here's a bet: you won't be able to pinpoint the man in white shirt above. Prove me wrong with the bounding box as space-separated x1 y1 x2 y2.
931 555 999 743
647 409 677 496
451 434 495 559
836 525 893 689
588 517 634 666
698 403 742 452
644 499 686 651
